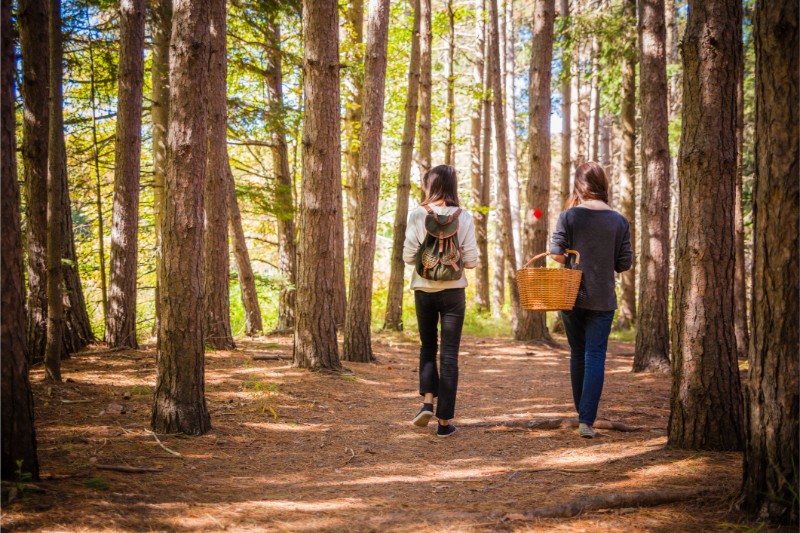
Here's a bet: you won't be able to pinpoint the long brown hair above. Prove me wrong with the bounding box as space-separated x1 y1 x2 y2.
422 165 460 206
565 161 609 209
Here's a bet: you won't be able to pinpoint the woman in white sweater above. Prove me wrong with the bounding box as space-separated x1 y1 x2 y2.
402 165 478 437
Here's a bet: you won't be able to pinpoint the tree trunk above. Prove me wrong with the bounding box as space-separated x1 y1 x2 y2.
293 0 343 371
489 0 521 337
343 0 363 257
615 0 636 331
343 0 390 363
588 37 600 161
732 42 748 360
265 15 297 333
19 0 49 364
106 0 145 349
151 0 171 333
203 0 235 350
417 0 432 176
384 0 420 331
517 0 555 342
739 0 798 522
471 0 490 313
151 0 212 435
44 0 66 381
504 0 521 267
444 0 455 165
1 0 39 479
668 0 743 450
633 0 670 372
227 163 263 335
559 0 571 207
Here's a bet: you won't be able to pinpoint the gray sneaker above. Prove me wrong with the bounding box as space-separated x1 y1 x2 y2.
579 422 596 439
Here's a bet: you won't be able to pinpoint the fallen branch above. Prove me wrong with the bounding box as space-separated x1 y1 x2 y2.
61 399 92 404
473 418 639 432
252 354 291 361
96 464 162 473
144 429 182 457
505 488 718 520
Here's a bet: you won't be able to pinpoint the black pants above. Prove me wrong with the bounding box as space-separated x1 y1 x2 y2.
415 288 466 420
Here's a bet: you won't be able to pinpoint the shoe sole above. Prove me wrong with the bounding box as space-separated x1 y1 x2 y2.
579 431 596 439
413 411 434 427
437 426 458 438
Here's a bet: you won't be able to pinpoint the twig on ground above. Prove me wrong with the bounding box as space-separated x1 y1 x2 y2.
96 464 163 473
144 429 182 457
344 447 356 464
61 399 92 404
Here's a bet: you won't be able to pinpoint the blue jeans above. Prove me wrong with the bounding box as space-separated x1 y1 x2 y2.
560 308 615 425
415 288 466 420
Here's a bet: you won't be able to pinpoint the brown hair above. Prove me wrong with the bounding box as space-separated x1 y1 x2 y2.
566 161 609 209
422 165 460 206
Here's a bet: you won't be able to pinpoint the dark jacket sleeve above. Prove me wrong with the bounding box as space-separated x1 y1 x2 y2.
615 219 633 273
550 211 570 255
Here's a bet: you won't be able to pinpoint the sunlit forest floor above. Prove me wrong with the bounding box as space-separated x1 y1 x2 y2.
1 332 783 532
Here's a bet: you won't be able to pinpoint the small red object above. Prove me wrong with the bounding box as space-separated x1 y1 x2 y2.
532 208 542 221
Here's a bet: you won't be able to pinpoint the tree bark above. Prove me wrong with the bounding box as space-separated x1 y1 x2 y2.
489 0 521 337
732 40 748 360
588 36 600 161
633 0 671 372
417 0 432 176
504 0 521 267
151 0 171 332
293 0 343 371
517 0 554 342
203 0 235 350
668 0 743 450
106 0 145 349
226 163 263 335
343 0 363 257
559 0 571 207
19 0 49 364
384 0 421 331
615 0 637 331
444 0 455 165
471 0 490 313
343 0 390 363
44 0 67 381
739 0 798 522
151 0 212 435
265 15 297 333
1 0 39 480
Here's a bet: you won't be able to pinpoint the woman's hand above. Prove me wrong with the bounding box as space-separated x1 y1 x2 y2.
551 254 567 265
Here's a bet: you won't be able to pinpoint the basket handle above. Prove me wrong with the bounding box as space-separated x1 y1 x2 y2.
522 249 580 269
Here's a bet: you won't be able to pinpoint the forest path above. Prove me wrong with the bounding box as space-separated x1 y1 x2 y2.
4 332 759 531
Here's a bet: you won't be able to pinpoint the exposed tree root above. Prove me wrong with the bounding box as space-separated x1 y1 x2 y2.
95 464 163 473
472 418 639 432
505 488 719 519
252 354 291 361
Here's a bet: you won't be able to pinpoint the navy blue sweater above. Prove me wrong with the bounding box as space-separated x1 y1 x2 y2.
550 207 633 311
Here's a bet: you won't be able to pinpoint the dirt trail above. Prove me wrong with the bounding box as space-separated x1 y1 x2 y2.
2 333 765 531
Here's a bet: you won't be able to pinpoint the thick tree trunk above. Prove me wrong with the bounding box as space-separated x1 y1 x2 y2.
203 0 234 350
265 16 297 333
106 0 145 349
293 0 343 371
1 0 39 479
151 0 212 435
19 0 49 364
489 0 521 337
504 0 521 267
471 0 490 313
343 0 363 256
44 0 67 381
588 37 600 161
732 46 748 360
343 0 390 363
151 0 171 332
444 0 455 165
616 0 637 331
633 0 670 372
559 0 571 207
384 0 420 331
739 0 798 522
417 0 432 176
226 164 263 335
517 0 554 342
668 0 743 451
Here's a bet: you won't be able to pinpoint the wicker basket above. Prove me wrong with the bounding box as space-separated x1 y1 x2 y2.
517 250 582 311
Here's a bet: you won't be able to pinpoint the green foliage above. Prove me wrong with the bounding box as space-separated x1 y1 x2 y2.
83 477 109 490
242 377 280 419
14 460 32 494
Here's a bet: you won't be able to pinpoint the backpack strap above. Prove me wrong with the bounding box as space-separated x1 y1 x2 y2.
422 204 434 214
